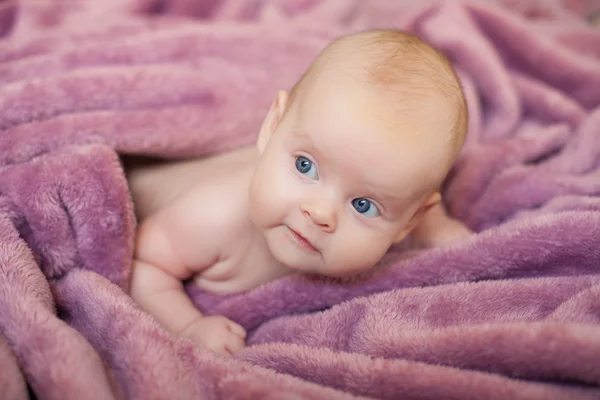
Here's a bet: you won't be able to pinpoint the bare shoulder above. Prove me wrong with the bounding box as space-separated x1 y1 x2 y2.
148 165 253 272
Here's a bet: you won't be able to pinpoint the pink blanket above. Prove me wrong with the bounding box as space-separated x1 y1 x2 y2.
1 0 600 399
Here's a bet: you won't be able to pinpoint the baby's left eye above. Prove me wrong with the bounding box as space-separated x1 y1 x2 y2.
352 198 380 218
295 156 319 180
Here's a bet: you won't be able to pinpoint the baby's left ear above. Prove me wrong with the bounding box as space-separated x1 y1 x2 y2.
420 192 441 215
394 192 441 243
257 90 289 153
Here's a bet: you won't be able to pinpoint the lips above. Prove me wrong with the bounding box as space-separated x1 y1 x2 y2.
288 227 319 253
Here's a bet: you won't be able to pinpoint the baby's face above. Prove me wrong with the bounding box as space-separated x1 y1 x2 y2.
249 78 440 277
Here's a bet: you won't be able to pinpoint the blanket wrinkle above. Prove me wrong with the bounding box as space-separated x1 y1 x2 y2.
239 343 600 400
1 0 600 399
0 213 116 400
511 70 587 128
544 107 600 174
444 122 571 222
0 144 134 287
470 3 600 108
547 282 600 323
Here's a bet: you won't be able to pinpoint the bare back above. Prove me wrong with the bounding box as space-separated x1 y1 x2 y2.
125 147 258 221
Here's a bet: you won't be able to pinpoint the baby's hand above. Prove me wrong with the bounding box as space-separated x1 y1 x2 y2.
180 315 247 356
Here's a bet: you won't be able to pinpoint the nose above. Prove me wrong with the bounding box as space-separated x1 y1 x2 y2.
301 201 336 232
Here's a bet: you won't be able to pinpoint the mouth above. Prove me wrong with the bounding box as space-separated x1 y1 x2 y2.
287 227 319 253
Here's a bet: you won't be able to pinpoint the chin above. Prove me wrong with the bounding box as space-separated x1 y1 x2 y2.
264 231 320 272
272 248 319 273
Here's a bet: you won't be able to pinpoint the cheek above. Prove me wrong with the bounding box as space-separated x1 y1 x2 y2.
249 155 297 224
329 224 393 272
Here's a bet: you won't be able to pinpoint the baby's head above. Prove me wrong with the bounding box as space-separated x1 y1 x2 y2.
249 29 468 277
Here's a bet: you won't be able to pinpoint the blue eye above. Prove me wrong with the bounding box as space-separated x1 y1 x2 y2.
295 156 318 179
352 198 380 217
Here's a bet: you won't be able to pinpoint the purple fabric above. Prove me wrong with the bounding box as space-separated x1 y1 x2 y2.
1 0 600 399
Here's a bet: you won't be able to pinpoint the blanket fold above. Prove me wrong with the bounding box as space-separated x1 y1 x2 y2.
1 0 600 399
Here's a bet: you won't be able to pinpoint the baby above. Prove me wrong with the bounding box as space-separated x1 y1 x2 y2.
127 29 471 356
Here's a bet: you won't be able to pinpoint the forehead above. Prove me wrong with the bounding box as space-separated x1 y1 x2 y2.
293 76 438 197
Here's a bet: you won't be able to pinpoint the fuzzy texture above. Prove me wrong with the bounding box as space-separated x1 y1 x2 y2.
1 0 600 399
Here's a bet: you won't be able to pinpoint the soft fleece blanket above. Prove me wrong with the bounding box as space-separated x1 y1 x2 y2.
1 0 600 399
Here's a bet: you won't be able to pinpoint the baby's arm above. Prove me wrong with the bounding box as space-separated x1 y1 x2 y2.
129 195 246 356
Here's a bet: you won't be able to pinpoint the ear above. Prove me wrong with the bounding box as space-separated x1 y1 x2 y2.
257 90 289 153
394 192 441 243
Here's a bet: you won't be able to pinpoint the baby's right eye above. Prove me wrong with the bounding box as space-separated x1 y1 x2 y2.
295 156 319 180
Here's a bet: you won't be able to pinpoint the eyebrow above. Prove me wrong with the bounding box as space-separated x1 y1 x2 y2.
292 129 312 140
292 130 325 158
363 180 417 216
365 190 400 217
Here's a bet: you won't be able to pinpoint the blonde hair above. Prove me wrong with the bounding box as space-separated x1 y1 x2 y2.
287 29 468 189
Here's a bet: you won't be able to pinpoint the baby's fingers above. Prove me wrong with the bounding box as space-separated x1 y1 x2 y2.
224 333 246 355
227 320 247 338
